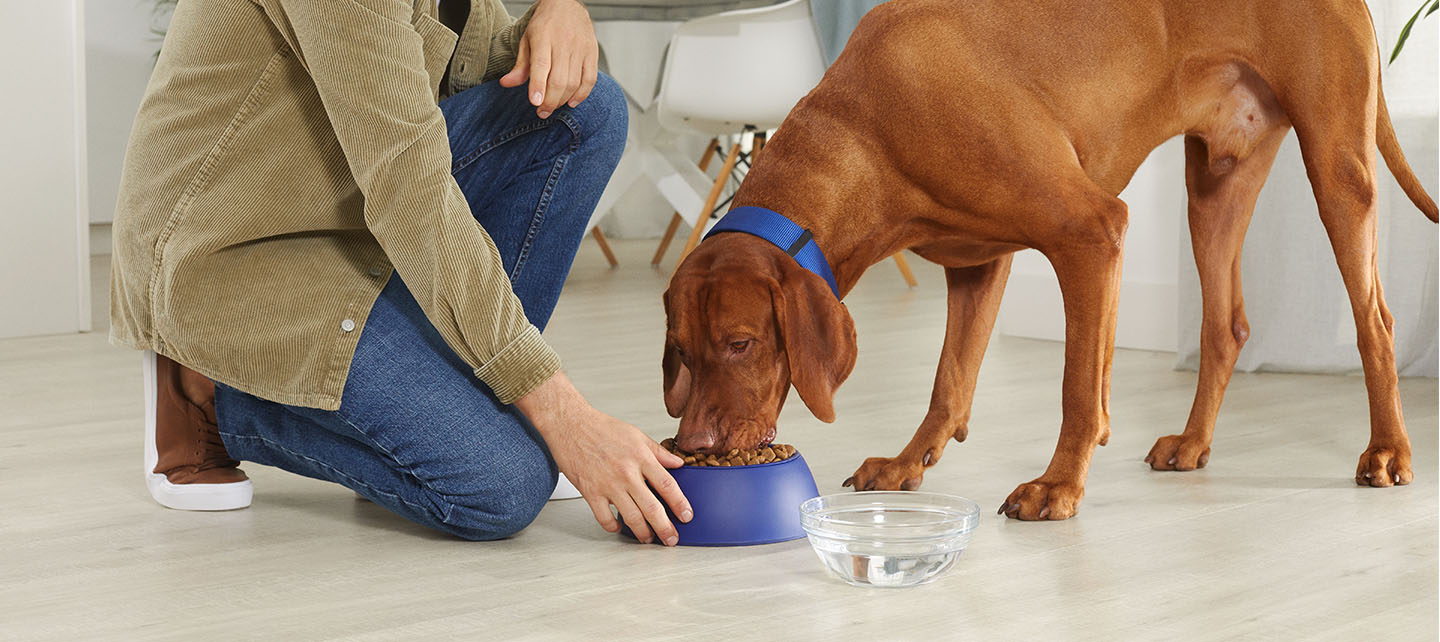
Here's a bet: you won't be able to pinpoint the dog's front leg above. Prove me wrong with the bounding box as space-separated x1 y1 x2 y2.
845 256 1012 491
1001 199 1127 521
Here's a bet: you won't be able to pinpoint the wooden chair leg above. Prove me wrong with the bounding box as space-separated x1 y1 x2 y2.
652 137 721 266
652 214 684 265
675 142 743 273
753 131 767 159
591 227 618 268
892 252 918 288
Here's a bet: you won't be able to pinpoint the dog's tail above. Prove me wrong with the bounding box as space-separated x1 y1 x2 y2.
1376 82 1438 222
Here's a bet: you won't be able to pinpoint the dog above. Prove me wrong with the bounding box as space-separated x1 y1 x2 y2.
660 0 1436 520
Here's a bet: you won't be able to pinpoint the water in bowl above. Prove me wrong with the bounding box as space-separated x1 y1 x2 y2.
807 536 963 587
800 494 978 588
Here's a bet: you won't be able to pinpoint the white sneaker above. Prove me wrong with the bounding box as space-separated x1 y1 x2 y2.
143 350 253 511
549 473 583 500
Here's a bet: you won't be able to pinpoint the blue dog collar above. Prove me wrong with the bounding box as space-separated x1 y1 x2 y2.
702 206 840 298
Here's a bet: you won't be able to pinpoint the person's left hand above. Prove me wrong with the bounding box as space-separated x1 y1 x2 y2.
499 0 598 119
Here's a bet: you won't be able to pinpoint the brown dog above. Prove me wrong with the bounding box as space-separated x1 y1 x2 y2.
662 0 1437 520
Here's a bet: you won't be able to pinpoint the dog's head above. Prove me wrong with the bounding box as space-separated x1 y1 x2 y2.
662 235 857 454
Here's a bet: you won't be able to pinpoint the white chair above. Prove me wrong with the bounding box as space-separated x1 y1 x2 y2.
648 0 916 286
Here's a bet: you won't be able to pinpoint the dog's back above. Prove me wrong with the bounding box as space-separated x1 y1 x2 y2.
737 0 1435 230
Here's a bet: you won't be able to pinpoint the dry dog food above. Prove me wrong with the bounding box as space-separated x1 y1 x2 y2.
661 438 796 467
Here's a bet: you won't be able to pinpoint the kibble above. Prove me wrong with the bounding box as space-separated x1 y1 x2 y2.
661 438 797 467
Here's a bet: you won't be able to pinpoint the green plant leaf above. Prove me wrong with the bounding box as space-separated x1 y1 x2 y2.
1390 0 1439 65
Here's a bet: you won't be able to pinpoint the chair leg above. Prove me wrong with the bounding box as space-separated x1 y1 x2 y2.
893 252 918 288
652 214 684 266
591 227 618 268
676 142 744 273
653 137 721 266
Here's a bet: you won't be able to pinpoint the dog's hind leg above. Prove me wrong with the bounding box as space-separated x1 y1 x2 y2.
1148 128 1289 471
1305 144 1412 487
844 255 1013 492
1287 82 1412 487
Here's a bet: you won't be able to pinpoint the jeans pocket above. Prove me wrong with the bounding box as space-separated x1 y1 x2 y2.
509 150 572 282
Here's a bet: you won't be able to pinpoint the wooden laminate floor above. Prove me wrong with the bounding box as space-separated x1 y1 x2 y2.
1 240 1435 641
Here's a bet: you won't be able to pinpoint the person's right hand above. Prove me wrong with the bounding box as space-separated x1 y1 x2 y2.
514 371 693 545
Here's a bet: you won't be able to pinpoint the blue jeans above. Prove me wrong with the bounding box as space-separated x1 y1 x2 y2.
215 75 628 540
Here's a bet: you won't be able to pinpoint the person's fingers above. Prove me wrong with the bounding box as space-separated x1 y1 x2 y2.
629 478 678 546
527 35 553 112
499 34 530 88
568 48 598 108
585 495 619 533
539 48 578 117
613 493 653 544
643 459 692 524
650 440 684 469
556 48 585 109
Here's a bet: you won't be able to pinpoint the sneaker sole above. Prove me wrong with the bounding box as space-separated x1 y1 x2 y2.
143 350 252 511
550 472 582 501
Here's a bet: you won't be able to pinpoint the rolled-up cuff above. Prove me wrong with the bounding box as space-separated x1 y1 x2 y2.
474 324 562 404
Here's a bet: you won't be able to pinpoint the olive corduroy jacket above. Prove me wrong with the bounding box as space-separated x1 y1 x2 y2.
110 0 558 410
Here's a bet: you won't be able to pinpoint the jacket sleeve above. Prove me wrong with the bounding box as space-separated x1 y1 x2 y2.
483 2 538 84
255 0 560 404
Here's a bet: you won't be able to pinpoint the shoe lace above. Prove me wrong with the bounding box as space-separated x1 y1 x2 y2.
177 397 237 472
198 429 239 471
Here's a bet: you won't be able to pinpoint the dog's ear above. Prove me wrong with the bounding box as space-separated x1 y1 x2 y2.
662 291 692 418
662 341 691 418
771 267 857 423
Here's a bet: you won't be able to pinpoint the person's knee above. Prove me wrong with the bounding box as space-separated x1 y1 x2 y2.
432 457 557 541
569 72 628 154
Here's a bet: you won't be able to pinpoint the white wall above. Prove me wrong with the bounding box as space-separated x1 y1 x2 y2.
84 0 158 225
1375 0 1439 117
997 141 1184 352
0 0 91 338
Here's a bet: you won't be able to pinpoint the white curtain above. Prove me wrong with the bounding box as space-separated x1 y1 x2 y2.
810 0 888 65
1176 1 1438 377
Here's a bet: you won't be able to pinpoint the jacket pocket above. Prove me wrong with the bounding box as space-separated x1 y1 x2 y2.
413 13 458 102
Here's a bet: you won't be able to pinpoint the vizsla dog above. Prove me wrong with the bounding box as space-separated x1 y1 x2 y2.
661 0 1437 520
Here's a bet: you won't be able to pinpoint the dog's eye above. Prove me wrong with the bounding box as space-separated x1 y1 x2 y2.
729 339 751 353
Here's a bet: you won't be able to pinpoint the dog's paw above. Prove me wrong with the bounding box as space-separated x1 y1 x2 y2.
1355 445 1412 487
843 456 925 491
997 478 1083 521
1145 434 1211 471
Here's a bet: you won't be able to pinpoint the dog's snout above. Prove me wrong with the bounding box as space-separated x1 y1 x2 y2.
677 432 715 453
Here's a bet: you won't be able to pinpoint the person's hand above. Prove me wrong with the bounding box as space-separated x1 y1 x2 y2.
498 0 599 119
514 371 693 546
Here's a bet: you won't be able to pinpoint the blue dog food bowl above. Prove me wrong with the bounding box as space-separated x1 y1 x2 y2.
620 452 821 546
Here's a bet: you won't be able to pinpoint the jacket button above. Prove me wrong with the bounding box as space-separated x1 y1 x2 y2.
368 266 383 277
341 319 356 333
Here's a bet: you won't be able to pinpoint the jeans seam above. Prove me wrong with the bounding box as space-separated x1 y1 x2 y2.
510 153 566 282
219 431 438 519
451 118 551 174
265 401 459 522
510 110 582 282
325 408 460 523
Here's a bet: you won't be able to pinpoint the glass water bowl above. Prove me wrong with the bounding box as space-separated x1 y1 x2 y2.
799 491 980 588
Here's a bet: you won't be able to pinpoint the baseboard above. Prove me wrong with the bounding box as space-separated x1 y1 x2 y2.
90 222 110 256
997 273 1177 353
